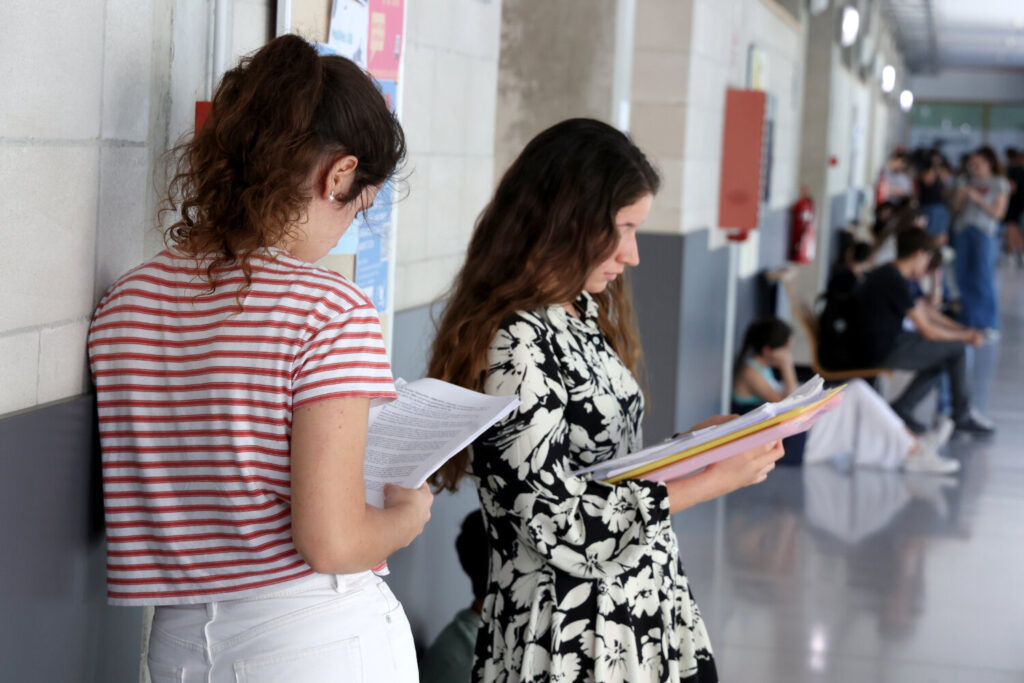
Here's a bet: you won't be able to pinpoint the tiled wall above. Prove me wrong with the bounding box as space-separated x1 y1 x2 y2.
0 0 275 418
0 0 152 416
631 0 806 239
393 0 503 312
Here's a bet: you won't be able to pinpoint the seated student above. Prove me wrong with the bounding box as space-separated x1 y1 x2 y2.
858 227 993 434
733 318 959 473
419 510 488 683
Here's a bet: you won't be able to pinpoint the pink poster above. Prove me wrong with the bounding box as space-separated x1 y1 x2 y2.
367 0 404 81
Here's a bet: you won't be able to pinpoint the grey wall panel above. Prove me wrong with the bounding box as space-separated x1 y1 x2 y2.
0 396 143 682
633 233 685 441
391 302 440 381
734 207 789 350
676 229 730 432
385 304 483 649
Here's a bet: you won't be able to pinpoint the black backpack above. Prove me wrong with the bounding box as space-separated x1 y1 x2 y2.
817 289 868 370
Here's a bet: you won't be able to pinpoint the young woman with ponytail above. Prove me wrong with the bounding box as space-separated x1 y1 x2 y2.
88 36 430 681
428 118 786 683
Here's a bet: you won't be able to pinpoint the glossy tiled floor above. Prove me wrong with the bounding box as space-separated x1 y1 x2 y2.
674 268 1024 683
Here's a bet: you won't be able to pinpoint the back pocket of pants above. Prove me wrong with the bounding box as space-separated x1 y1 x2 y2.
147 659 184 683
233 636 362 683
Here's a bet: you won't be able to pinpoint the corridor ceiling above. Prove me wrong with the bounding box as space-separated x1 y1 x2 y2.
880 0 1024 73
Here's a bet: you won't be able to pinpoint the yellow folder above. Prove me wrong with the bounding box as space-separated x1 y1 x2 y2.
607 386 845 483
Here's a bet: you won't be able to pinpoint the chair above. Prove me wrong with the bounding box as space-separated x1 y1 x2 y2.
791 295 891 383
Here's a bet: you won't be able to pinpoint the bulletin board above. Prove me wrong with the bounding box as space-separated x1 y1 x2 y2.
287 0 406 349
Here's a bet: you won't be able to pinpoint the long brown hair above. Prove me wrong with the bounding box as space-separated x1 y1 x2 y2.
162 35 405 292
428 118 660 491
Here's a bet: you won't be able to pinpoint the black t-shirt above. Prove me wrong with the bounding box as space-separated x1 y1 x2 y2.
858 263 915 364
918 176 945 206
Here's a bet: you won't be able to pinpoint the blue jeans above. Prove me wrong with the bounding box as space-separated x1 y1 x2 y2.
954 226 999 329
921 203 951 239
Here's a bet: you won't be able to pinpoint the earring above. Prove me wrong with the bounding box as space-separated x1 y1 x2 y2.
328 191 335 202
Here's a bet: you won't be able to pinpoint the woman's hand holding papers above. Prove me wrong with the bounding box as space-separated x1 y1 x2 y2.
664 419 785 514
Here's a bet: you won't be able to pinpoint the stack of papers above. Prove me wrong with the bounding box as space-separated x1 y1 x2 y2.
363 378 520 508
572 376 843 484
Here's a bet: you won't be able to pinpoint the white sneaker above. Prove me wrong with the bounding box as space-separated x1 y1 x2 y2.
919 416 954 452
903 445 961 474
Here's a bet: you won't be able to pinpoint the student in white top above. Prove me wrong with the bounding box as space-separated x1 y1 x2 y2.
732 319 959 474
90 35 432 682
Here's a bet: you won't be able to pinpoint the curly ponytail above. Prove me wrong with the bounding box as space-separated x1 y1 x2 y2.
162 34 405 292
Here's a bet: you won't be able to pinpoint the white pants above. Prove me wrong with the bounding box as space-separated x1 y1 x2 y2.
147 572 418 683
804 379 915 468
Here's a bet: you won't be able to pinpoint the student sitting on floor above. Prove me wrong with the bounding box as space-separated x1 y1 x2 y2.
419 510 488 683
857 227 994 434
733 318 959 474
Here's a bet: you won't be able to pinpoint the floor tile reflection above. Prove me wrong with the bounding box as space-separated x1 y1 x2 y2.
674 269 1024 682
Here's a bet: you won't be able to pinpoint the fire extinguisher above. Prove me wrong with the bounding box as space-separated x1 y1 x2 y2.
789 187 816 264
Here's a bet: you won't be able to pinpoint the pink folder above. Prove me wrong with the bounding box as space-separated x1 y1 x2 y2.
638 393 843 483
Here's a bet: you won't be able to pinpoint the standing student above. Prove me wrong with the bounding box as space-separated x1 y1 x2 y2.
428 118 784 683
952 146 1009 332
88 36 432 682
916 149 952 244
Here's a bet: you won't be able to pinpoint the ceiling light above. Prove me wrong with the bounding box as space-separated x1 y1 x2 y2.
841 7 860 47
900 90 914 112
882 64 896 93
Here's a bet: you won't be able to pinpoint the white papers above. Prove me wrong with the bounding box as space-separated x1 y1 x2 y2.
572 376 827 481
328 0 369 66
363 378 519 507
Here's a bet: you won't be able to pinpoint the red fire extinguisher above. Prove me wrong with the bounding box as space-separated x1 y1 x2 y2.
790 187 816 264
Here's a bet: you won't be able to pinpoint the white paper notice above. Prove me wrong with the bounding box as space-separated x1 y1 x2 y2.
363 378 519 507
327 0 369 66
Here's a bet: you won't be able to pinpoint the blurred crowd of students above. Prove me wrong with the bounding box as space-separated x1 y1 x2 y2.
729 144 1015 480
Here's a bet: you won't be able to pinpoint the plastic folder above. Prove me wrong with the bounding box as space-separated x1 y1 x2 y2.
605 387 844 484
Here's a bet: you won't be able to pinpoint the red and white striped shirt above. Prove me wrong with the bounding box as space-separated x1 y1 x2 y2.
88 248 396 605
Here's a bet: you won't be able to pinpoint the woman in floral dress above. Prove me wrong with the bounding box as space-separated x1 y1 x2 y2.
428 119 784 682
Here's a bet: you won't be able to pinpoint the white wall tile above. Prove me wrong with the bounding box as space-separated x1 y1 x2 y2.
37 320 91 404
402 43 436 154
461 156 495 238
635 0 693 53
231 0 273 63
0 146 99 330
465 58 499 157
0 331 39 415
395 156 432 267
95 145 150 301
168 0 212 148
452 0 502 59
631 102 687 158
633 51 689 104
407 0 453 50
0 0 105 140
102 0 155 142
651 159 684 210
430 51 470 156
426 156 468 257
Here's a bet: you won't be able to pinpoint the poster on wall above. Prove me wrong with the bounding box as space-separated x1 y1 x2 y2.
355 182 393 312
367 0 404 81
328 0 369 66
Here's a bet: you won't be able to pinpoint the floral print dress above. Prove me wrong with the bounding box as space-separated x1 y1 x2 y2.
469 293 717 683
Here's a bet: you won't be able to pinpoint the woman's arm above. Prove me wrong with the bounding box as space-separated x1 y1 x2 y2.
666 440 784 513
736 363 788 402
965 186 1008 220
290 397 433 574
